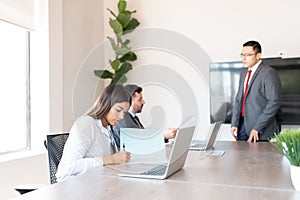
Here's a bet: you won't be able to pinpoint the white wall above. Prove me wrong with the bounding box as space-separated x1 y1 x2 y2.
50 0 105 133
49 0 64 133
62 0 104 131
50 0 104 132
131 0 300 60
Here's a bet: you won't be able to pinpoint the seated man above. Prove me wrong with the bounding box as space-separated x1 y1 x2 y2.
112 84 178 149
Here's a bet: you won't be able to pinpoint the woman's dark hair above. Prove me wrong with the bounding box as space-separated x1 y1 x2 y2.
86 84 131 119
243 40 262 54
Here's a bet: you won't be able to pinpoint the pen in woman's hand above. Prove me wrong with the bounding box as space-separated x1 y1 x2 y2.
122 143 126 151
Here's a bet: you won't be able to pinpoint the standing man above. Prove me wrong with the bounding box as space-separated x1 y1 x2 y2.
231 41 281 142
112 84 178 148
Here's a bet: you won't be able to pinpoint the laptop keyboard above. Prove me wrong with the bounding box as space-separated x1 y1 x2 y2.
142 164 167 175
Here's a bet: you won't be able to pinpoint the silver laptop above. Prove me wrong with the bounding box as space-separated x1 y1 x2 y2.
118 126 195 179
189 121 222 151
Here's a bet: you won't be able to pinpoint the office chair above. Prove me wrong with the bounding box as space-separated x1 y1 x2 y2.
14 133 69 194
44 133 69 184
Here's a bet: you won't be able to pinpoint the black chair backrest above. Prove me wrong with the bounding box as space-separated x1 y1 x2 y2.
44 133 69 184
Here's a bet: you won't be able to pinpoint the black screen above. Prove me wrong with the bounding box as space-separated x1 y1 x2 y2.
209 57 300 125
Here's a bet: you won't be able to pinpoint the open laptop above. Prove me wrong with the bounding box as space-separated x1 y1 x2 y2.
189 121 222 151
118 126 195 179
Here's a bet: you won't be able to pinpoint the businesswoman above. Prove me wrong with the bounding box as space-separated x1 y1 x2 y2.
56 84 132 182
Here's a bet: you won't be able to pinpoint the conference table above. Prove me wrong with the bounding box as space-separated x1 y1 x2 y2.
11 141 300 200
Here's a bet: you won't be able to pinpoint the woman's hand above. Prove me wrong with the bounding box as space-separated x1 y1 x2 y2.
164 128 179 139
103 151 131 165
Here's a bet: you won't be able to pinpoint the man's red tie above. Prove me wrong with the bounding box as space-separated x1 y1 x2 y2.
241 70 252 117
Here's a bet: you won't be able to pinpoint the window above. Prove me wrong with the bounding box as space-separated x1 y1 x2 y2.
0 20 31 154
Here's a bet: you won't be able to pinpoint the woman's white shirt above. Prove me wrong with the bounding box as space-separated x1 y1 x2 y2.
56 115 115 182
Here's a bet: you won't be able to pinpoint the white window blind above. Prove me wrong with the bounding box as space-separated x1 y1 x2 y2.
0 0 35 30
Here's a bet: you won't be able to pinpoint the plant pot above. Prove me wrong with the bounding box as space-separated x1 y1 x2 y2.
290 165 300 191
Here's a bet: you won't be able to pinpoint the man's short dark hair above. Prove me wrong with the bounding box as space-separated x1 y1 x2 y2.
243 40 262 53
124 84 143 97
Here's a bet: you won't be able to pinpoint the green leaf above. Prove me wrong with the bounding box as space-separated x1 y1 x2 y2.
112 75 127 85
120 51 137 62
123 39 130 45
107 37 117 51
118 75 127 84
109 19 123 35
116 46 130 56
123 18 140 33
117 62 133 74
118 0 127 13
113 62 132 83
120 40 130 49
114 73 127 84
110 59 120 71
270 129 300 166
111 62 132 84
117 12 131 28
94 70 114 79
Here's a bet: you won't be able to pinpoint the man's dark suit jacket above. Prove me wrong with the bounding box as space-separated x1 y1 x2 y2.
112 112 142 149
231 62 282 140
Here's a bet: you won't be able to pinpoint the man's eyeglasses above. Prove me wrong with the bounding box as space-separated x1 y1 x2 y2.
240 53 256 58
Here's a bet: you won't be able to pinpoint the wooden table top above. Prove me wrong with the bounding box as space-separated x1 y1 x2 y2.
11 141 300 200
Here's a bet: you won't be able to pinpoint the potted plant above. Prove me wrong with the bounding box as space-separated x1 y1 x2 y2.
94 0 140 85
270 129 300 191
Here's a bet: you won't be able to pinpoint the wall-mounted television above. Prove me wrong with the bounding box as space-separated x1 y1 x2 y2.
209 57 300 125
